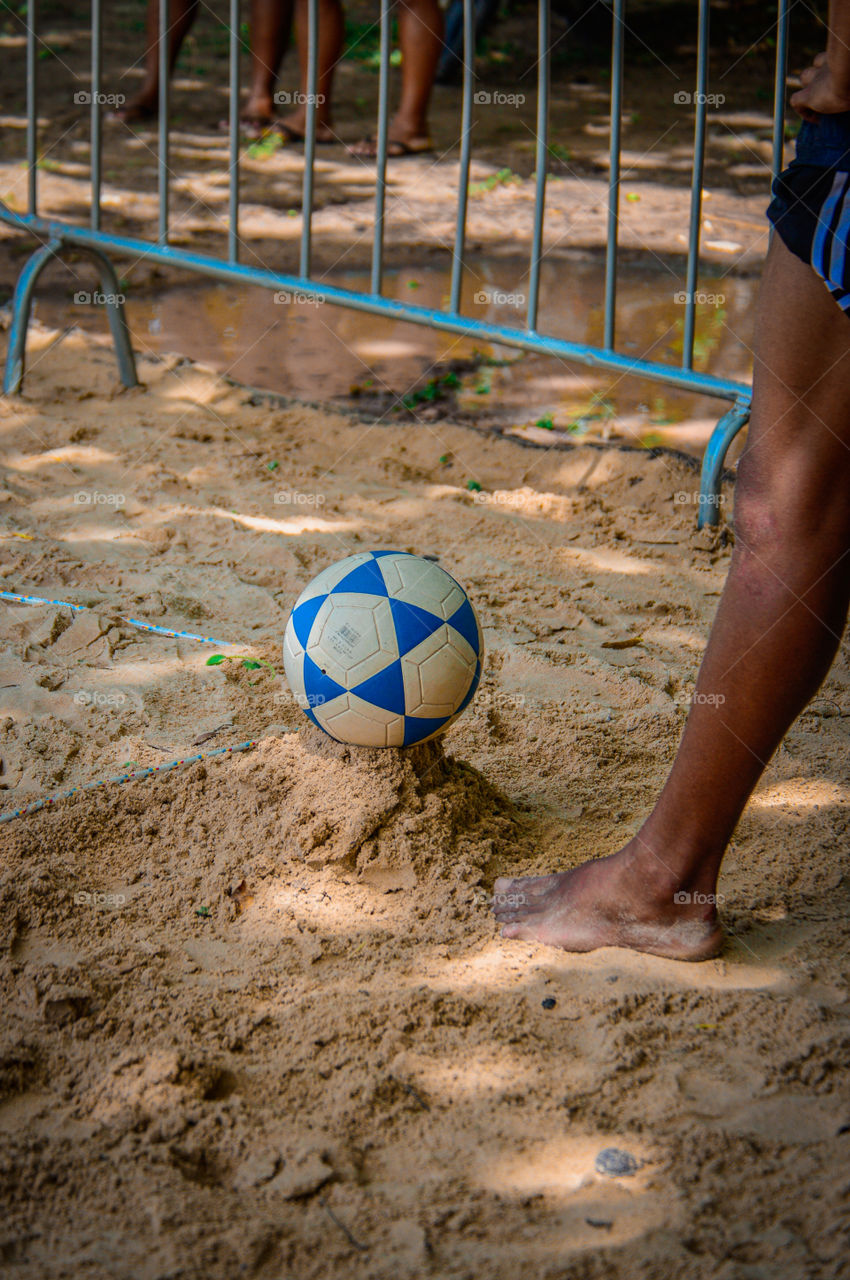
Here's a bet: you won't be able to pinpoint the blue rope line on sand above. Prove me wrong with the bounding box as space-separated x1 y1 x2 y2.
0 591 237 647
0 589 280 826
0 738 266 825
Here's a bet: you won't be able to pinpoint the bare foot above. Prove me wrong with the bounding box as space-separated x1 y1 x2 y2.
243 92 275 122
492 844 724 962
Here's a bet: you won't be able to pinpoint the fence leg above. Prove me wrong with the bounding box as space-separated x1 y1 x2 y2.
698 398 751 529
3 238 62 394
83 244 139 390
3 237 138 395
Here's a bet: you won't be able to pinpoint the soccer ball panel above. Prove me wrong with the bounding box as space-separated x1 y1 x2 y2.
378 553 467 621
314 691 405 748
283 618 304 668
306 595 397 688
295 552 375 603
417 642 477 717
282 620 306 705
401 626 477 718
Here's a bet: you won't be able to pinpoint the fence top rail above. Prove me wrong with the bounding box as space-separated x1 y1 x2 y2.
0 203 750 407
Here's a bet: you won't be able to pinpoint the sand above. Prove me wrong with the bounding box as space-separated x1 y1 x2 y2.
1 326 849 1278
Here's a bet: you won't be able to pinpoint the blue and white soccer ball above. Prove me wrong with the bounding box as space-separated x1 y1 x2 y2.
283 551 483 747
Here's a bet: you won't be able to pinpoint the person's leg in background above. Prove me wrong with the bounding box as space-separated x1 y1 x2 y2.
392 0 443 151
349 0 443 155
116 0 293 131
116 0 200 123
493 233 850 960
243 0 296 128
277 0 343 142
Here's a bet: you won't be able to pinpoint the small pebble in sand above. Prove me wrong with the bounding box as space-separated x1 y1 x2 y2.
541 997 556 1009
594 1148 638 1177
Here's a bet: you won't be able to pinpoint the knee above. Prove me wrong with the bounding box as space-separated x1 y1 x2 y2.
734 446 850 558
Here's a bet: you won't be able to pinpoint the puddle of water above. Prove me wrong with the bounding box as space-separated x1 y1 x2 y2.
30 254 756 456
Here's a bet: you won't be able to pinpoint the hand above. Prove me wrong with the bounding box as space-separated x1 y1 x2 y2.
791 51 850 122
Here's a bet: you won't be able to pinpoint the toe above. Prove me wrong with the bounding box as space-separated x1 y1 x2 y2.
501 922 533 940
493 876 522 895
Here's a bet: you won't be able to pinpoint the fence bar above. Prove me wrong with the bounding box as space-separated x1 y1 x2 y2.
698 397 750 527
0 206 750 403
771 0 790 180
158 0 170 244
26 0 37 215
527 0 550 331
299 0 318 276
682 0 709 370
90 0 103 230
603 0 624 350
449 0 474 313
370 0 392 295
228 0 240 262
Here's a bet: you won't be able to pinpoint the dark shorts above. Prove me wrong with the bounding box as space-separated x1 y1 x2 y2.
767 160 850 312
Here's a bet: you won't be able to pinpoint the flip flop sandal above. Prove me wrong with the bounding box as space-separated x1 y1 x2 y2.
272 121 336 145
348 134 434 158
216 114 276 139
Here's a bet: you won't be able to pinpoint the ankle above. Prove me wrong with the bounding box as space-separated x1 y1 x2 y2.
245 94 274 117
390 112 428 138
624 832 720 902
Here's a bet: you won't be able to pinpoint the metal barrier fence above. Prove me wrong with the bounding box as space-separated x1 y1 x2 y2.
0 0 791 527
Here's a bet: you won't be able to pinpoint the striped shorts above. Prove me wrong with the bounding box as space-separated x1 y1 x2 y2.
767 162 850 312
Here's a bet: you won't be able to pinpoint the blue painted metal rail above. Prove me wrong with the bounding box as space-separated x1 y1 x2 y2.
0 0 791 527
